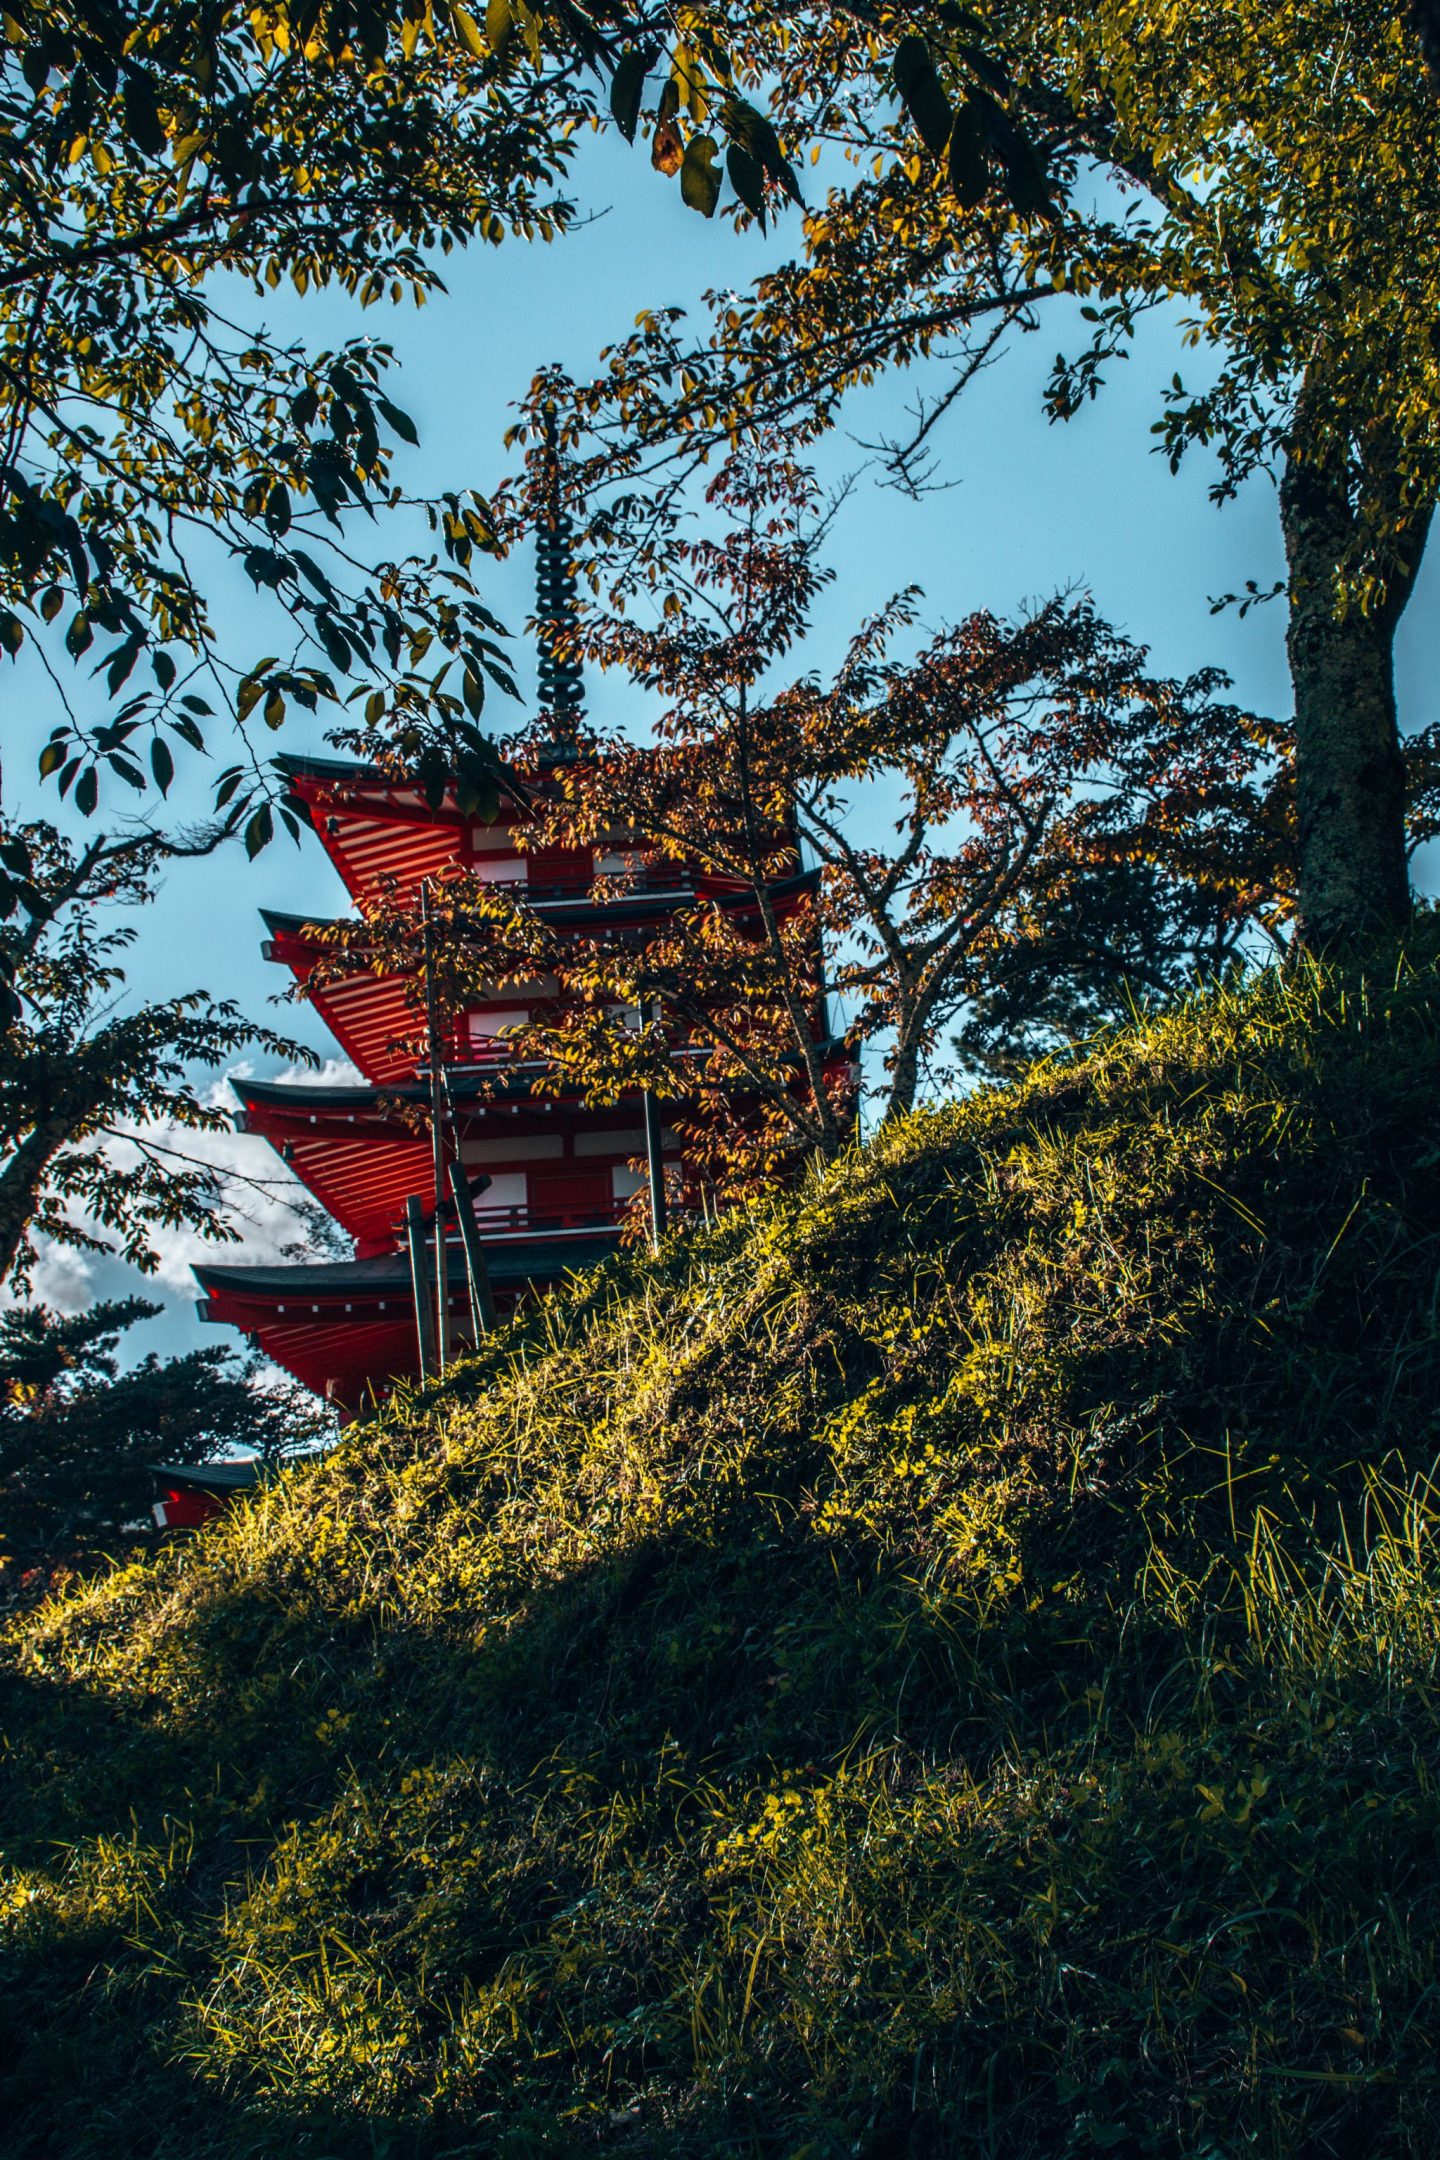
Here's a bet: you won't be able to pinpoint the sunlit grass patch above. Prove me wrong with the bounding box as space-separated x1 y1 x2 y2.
4 944 1440 2155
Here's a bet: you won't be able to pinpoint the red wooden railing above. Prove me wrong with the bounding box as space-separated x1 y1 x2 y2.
464 1196 630 1238
481 862 700 903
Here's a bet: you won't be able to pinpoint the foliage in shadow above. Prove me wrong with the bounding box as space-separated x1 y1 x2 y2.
5 948 1440 2157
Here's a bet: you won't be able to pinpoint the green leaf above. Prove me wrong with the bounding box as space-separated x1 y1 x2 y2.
64 612 92 658
153 649 177 691
681 133 722 217
972 91 1052 216
75 765 98 817
244 804 274 858
893 34 953 158
122 68 166 158
959 42 1012 99
150 738 175 795
316 615 353 674
726 142 766 223
610 47 652 143
104 633 143 695
722 97 802 207
376 396 420 447
416 746 449 811
37 741 66 779
947 106 991 211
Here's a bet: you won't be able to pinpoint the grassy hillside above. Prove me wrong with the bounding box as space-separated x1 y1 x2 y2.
4 956 1440 2158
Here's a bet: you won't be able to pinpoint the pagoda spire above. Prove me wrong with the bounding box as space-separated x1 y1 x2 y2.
535 401 584 740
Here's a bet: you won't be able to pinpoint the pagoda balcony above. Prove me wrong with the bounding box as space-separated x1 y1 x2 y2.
458 1194 631 1240
499 862 703 905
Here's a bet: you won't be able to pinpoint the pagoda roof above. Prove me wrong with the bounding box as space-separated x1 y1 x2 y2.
279 758 475 910
278 747 596 909
278 745 585 789
195 1240 614 1302
195 1237 619 1407
238 1034 851 1123
277 749 808 915
150 1457 272 1495
261 911 438 1082
235 1054 666 1114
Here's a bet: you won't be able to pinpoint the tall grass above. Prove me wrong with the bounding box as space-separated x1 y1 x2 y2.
3 950 1440 2156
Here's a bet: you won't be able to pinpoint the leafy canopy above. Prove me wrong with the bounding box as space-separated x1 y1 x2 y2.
548 0 1440 608
0 0 607 866
0 820 312 1286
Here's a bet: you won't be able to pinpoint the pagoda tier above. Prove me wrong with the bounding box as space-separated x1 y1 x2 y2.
279 750 815 916
281 749 683 912
196 1238 618 1407
262 867 822 1084
234 1071 685 1258
280 753 475 909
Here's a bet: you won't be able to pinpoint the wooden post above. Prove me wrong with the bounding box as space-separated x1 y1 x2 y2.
642 1087 667 1252
421 883 453 1370
404 1193 436 1381
641 999 668 1253
449 1161 499 1339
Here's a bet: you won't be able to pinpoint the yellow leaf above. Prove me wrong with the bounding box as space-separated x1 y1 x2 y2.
452 2 486 58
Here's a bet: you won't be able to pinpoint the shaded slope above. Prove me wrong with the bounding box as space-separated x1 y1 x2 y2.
4 958 1440 2157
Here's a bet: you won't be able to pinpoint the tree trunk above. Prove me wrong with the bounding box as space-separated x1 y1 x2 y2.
1280 387 1432 950
0 1113 74 1281
884 1029 923 1121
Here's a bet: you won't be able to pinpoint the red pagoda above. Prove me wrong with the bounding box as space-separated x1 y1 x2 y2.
194 473 849 1415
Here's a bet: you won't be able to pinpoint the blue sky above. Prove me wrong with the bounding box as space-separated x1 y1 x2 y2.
9 127 1439 1362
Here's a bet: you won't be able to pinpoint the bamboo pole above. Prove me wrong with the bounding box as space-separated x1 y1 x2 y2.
642 999 668 1252
420 882 453 1369
404 1193 436 1381
449 1162 499 1339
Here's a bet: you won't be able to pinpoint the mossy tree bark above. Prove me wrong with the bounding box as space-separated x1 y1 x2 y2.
1281 378 1433 950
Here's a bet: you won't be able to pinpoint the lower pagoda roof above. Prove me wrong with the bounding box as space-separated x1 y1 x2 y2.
196 1238 620 1408
195 1238 617 1303
152 1457 272 1495
241 1033 851 1112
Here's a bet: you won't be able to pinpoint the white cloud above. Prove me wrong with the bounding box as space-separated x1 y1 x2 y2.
281 1055 365 1088
25 1243 100 1316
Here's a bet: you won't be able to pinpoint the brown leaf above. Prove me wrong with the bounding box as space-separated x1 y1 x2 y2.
652 118 684 176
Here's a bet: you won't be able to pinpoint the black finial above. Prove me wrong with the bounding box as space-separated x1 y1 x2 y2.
536 401 584 742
